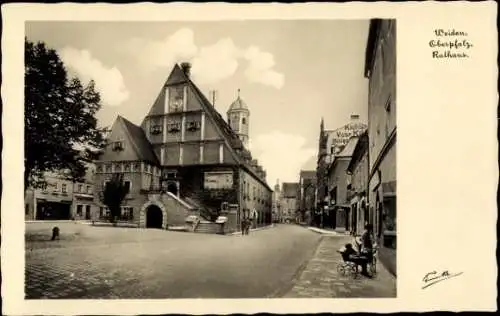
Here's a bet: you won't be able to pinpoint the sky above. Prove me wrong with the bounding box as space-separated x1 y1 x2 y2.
26 20 370 187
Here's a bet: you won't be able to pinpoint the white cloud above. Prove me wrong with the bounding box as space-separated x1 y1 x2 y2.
126 28 198 72
125 28 284 88
60 47 130 106
191 38 240 84
250 131 316 185
244 46 285 89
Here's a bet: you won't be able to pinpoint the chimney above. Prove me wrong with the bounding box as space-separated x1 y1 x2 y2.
350 114 360 121
180 62 191 77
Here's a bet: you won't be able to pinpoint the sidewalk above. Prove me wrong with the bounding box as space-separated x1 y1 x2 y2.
283 235 396 298
231 224 276 235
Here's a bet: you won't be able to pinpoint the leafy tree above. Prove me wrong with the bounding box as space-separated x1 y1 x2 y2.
100 173 130 224
24 38 105 190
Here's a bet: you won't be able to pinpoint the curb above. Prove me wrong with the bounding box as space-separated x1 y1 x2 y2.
230 224 276 235
306 227 351 236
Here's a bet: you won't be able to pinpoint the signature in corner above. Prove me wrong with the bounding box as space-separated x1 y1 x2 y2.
422 270 463 289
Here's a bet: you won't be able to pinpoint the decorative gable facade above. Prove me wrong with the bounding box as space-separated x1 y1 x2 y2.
94 63 272 232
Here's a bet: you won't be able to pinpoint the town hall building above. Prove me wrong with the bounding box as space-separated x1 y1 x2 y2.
93 63 272 233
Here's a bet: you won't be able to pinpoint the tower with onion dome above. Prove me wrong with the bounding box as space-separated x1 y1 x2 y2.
227 89 250 147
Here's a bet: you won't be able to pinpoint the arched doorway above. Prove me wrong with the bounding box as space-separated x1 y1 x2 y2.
146 205 163 229
166 182 178 196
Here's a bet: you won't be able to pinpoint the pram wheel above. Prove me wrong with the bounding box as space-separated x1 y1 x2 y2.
370 256 377 275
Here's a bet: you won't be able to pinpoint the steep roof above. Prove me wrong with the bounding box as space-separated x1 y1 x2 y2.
282 182 299 198
337 136 359 157
347 130 368 173
118 116 160 165
167 64 271 191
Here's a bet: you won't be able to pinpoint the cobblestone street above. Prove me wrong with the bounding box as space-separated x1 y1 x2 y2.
25 223 321 299
25 223 396 299
284 235 397 298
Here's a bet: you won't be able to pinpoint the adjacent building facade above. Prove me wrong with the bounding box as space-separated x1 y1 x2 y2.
315 115 367 228
297 170 316 224
326 136 358 231
364 19 397 276
25 166 97 221
346 130 369 236
94 63 272 232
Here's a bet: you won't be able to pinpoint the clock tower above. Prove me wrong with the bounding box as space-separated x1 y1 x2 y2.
227 89 250 147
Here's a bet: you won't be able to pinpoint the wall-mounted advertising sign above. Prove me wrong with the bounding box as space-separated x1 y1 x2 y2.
204 171 233 190
330 122 367 154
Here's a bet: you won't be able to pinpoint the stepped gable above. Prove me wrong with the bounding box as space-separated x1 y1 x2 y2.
119 116 160 165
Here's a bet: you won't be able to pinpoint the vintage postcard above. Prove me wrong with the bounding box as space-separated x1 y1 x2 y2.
1 2 497 315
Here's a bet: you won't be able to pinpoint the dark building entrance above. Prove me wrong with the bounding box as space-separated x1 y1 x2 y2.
166 182 178 195
36 200 71 220
146 205 163 229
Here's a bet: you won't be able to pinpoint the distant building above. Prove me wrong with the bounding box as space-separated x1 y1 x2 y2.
326 136 358 231
94 63 272 232
272 180 282 223
364 19 397 276
298 170 316 224
346 130 369 235
24 165 96 221
281 182 299 223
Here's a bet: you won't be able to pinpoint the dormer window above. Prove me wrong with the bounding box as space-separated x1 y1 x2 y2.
112 141 124 151
150 125 163 135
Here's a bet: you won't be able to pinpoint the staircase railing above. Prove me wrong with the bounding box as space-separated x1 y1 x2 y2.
183 195 219 222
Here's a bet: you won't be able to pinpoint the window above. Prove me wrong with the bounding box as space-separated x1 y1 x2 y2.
167 171 177 179
121 207 134 221
242 117 246 125
123 181 131 193
169 86 184 112
78 184 83 193
87 185 92 194
167 122 181 133
105 164 112 173
62 184 67 193
124 163 130 172
150 124 163 135
77 205 83 216
25 204 29 215
186 121 201 131
112 141 124 151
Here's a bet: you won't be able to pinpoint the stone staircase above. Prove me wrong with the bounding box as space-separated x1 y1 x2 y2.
194 220 223 234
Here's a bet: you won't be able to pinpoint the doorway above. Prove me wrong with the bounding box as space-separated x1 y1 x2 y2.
166 182 178 196
146 205 163 229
